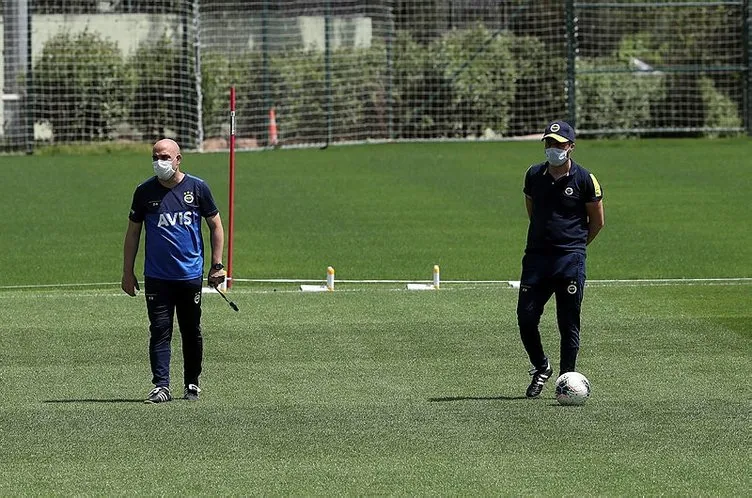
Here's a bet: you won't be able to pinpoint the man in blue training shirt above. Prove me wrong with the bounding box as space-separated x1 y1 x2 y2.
122 138 226 404
517 120 605 398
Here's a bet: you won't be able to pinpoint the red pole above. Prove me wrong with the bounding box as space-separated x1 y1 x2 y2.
227 86 236 288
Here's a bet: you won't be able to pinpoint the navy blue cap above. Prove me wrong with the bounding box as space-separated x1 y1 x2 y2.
542 120 575 143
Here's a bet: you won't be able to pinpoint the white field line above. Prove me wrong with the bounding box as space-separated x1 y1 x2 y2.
1 280 751 299
0 282 123 289
234 277 752 286
223 277 752 288
1 277 751 294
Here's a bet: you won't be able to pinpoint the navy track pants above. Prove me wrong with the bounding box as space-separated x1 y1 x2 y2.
144 277 203 388
516 252 586 374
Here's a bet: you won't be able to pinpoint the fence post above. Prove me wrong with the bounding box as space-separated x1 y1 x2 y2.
178 2 196 148
386 4 394 140
565 0 577 128
324 0 333 147
2 0 33 153
192 0 203 150
24 5 32 154
262 0 271 146
744 0 751 135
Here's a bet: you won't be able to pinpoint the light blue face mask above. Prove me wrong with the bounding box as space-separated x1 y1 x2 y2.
545 147 569 166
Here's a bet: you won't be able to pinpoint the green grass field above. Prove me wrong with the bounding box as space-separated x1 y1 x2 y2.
0 139 750 495
2 138 752 283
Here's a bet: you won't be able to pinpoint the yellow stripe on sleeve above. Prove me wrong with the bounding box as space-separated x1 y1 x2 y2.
590 174 602 198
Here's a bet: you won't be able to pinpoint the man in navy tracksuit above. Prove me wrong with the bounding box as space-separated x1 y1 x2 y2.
518 121 605 398
122 139 226 404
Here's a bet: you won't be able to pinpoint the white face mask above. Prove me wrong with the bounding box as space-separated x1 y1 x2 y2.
153 159 175 180
545 147 569 166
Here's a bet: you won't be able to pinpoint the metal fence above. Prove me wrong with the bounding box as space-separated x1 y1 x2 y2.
1 0 750 152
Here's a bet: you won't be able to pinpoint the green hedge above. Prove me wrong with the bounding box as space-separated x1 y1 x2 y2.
699 76 742 135
508 36 566 136
201 46 388 145
32 24 744 145
576 59 666 137
201 51 268 142
575 31 742 137
198 26 522 143
126 34 183 143
33 30 196 144
390 26 518 139
33 29 130 142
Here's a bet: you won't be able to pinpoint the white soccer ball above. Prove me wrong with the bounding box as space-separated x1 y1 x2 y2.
555 372 591 406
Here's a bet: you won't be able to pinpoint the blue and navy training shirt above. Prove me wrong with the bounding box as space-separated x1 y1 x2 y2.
129 174 219 280
523 160 602 255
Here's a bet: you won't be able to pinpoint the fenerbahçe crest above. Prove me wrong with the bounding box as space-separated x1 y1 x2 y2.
183 191 195 204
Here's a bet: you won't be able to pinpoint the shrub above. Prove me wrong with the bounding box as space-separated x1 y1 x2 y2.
391 26 519 139
200 51 266 140
615 32 742 137
201 46 388 145
270 50 327 144
33 29 129 142
699 76 742 136
508 36 566 136
391 30 435 138
575 32 670 137
435 25 516 137
576 57 666 137
126 34 198 144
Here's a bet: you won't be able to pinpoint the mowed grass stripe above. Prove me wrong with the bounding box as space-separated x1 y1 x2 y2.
1 139 752 284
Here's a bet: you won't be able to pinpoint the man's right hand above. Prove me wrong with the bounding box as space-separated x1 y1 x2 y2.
208 269 227 288
121 272 140 297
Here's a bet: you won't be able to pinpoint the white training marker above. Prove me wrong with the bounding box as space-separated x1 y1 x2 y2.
299 284 330 292
326 266 335 291
406 265 440 290
300 266 335 292
406 283 436 291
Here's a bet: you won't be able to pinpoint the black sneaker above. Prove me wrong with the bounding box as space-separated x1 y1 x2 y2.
144 386 172 404
526 361 554 398
184 384 201 401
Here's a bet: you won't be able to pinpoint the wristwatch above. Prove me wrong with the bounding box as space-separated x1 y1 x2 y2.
211 263 224 271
